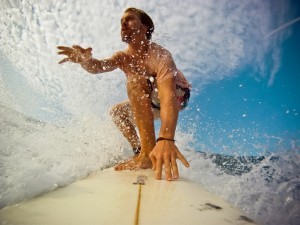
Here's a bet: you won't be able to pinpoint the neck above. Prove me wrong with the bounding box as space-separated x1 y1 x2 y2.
127 38 150 58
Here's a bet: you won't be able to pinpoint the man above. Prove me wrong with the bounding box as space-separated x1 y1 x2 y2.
58 7 190 181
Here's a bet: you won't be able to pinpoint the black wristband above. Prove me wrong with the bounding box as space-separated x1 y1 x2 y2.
156 137 175 142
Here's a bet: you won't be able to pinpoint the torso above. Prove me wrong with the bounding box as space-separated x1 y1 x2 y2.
117 42 190 90
118 42 159 79
115 42 191 109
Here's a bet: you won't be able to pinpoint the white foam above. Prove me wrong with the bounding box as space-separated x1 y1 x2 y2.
0 107 130 208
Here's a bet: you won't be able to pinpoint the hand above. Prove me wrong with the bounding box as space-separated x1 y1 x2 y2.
57 45 92 64
149 141 189 181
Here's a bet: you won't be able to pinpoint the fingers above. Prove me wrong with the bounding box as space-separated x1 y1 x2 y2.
149 153 156 170
58 50 72 56
151 144 189 181
58 58 70 64
171 154 179 179
57 45 92 64
72 45 85 51
72 45 92 53
57 46 73 64
58 45 91 52
176 150 190 168
57 46 71 51
164 154 172 181
155 158 163 180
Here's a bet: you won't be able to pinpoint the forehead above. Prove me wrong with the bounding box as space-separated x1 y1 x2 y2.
121 11 140 21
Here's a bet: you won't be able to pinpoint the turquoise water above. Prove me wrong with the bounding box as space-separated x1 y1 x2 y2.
0 1 299 225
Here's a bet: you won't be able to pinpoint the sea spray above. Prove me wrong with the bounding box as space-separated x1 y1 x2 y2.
0 105 130 208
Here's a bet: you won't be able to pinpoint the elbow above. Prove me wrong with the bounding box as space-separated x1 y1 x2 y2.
89 70 99 74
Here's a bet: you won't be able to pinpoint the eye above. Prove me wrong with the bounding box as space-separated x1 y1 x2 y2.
121 15 135 25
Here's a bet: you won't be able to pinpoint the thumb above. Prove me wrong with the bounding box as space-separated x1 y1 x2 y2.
177 151 190 168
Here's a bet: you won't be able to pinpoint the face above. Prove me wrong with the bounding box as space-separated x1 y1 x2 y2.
121 11 147 43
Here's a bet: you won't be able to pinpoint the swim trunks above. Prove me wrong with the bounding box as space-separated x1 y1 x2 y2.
147 73 191 110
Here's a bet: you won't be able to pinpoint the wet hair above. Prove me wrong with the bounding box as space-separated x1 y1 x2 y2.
125 7 154 40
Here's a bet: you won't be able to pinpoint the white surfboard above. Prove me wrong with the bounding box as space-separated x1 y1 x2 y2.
0 168 258 225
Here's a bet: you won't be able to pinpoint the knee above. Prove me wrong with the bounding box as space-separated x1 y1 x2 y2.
109 104 121 120
109 103 130 124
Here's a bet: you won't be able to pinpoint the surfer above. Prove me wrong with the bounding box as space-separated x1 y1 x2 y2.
57 7 190 181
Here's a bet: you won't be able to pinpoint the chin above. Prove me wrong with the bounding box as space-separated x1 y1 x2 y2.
121 36 131 43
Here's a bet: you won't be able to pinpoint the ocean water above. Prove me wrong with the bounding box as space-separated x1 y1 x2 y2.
1 1 299 225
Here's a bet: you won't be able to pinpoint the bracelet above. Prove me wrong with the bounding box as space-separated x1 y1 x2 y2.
156 137 175 142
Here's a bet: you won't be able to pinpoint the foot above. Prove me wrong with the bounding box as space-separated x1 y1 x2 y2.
114 155 152 171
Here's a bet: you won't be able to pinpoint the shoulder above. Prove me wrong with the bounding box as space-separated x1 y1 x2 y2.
150 43 172 59
152 43 175 69
110 51 129 67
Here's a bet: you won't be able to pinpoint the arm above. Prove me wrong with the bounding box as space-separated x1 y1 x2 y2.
57 45 122 74
79 57 119 74
157 77 178 140
149 53 189 181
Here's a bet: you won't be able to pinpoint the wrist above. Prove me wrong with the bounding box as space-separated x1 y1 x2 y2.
156 137 175 142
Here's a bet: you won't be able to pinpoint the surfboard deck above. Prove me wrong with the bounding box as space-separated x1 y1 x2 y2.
0 168 258 225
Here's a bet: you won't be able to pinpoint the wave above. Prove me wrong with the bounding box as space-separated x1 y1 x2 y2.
182 148 300 225
1 103 299 225
0 104 129 208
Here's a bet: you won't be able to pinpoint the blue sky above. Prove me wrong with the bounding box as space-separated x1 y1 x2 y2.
179 9 300 155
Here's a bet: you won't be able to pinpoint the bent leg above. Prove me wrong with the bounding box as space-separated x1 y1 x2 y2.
114 76 156 171
110 101 140 150
127 76 156 156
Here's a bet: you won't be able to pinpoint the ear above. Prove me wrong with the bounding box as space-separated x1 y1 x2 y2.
140 24 148 34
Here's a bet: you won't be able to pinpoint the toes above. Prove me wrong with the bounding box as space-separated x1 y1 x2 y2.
114 162 125 171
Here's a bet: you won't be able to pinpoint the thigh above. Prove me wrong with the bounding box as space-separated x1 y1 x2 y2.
112 100 160 125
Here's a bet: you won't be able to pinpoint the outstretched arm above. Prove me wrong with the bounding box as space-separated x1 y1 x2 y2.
57 45 121 74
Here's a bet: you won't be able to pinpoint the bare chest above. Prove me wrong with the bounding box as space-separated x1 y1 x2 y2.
122 54 157 78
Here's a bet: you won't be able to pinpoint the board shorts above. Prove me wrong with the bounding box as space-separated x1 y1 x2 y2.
147 79 191 111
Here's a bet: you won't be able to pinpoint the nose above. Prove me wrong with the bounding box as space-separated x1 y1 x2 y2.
121 18 128 28
121 19 128 29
